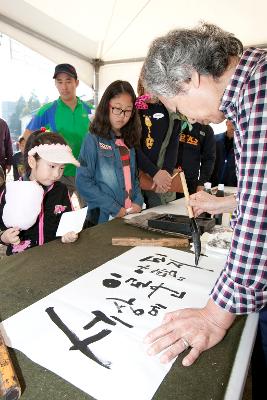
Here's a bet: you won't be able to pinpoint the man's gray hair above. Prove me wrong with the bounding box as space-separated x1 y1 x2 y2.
143 23 243 97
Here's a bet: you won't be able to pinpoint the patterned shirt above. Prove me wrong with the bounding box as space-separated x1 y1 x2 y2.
211 48 267 314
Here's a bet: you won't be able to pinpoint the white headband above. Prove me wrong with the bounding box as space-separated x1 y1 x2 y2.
28 143 80 167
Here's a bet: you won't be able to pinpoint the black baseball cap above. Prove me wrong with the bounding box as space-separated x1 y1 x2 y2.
53 64 78 79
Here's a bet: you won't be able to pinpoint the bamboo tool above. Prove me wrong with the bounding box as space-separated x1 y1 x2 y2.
179 170 201 266
0 331 21 400
112 237 189 247
171 171 179 180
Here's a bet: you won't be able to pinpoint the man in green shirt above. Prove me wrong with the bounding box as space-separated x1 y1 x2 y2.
24 64 93 206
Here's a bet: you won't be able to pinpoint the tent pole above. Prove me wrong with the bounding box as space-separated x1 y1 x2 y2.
93 59 103 106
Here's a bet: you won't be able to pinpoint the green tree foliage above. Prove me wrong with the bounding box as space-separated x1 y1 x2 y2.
8 96 26 136
23 91 41 115
8 92 41 137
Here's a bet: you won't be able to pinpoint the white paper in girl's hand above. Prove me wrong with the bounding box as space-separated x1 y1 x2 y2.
56 207 88 236
2 181 44 230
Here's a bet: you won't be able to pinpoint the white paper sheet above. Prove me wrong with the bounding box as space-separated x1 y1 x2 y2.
0 247 226 400
56 206 88 236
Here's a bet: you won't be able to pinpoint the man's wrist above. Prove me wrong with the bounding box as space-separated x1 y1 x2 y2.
202 298 236 331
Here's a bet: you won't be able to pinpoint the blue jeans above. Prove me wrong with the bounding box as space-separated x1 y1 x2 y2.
252 305 267 399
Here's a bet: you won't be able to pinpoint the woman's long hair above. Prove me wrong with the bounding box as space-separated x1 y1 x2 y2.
90 80 141 148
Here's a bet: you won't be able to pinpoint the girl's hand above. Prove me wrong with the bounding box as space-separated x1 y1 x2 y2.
128 203 142 214
153 170 172 191
1 227 20 245
154 184 168 193
115 208 126 218
61 231 78 243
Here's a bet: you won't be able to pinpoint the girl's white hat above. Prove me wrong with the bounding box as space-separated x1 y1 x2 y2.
28 143 80 167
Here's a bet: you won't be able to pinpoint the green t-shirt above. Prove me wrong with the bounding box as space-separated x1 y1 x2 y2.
27 97 93 176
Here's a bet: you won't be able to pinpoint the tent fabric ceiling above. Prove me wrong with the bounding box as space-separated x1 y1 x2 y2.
0 0 267 91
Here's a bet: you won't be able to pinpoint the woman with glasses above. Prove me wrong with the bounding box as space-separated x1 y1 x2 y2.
76 80 143 225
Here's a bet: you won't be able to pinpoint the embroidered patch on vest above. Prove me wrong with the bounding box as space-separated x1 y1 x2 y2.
99 142 113 150
54 205 67 214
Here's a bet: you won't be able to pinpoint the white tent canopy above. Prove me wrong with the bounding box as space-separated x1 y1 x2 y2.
0 0 266 100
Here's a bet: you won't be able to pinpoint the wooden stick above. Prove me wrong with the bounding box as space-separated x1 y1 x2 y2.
179 171 194 218
179 170 201 266
0 332 21 399
112 237 189 247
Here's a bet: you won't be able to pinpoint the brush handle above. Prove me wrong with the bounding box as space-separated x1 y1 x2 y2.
179 171 194 218
0 332 21 399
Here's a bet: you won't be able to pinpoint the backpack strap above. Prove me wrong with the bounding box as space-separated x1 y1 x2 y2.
157 111 180 169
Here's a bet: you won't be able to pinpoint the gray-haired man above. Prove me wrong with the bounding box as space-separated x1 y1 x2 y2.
142 24 267 398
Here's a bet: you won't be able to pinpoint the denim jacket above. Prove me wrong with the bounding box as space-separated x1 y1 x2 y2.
76 132 143 224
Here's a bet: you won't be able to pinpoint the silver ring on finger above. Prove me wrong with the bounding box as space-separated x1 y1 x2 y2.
181 337 190 350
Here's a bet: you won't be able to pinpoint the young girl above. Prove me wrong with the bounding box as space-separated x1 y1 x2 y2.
0 129 79 256
76 80 143 224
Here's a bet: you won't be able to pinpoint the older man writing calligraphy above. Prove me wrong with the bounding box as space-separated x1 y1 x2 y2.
142 23 266 399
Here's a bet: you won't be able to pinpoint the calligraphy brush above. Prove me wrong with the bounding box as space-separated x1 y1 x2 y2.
178 169 201 266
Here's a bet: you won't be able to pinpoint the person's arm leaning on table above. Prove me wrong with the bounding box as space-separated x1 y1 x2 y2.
144 191 237 366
